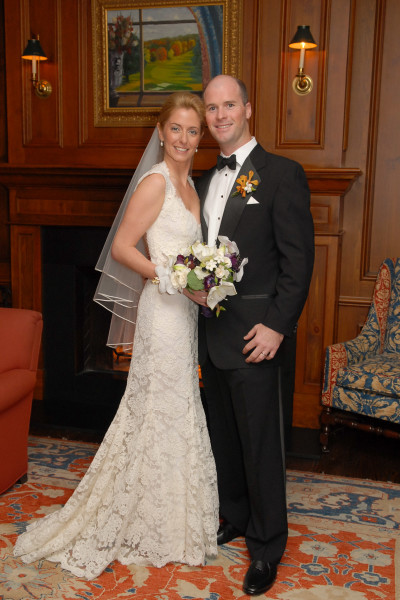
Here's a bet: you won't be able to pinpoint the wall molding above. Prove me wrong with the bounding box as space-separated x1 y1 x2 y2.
277 0 330 148
342 0 356 152
338 295 372 307
360 0 386 281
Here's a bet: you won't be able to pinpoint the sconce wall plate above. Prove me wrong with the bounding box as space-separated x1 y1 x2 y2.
292 70 313 95
35 80 52 98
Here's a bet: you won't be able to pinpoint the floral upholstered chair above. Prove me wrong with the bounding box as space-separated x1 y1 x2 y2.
320 257 400 452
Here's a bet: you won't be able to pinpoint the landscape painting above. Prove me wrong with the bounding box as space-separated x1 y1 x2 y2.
92 0 242 126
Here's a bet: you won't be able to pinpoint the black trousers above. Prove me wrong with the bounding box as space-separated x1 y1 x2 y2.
201 355 288 564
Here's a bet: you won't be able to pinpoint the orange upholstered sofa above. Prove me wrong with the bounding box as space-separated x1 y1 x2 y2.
0 308 43 494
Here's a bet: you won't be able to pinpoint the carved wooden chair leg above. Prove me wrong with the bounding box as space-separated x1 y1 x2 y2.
320 406 332 453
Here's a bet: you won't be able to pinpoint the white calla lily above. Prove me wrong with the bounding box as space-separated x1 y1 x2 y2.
191 241 217 263
217 236 239 255
234 257 248 282
194 266 208 279
207 281 237 310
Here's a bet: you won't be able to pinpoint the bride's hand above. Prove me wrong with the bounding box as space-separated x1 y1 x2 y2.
182 288 208 307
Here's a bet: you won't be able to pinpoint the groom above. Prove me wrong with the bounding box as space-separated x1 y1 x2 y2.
196 75 314 596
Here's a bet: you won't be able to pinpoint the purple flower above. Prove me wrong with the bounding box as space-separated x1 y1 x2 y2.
201 306 214 318
204 274 216 291
229 254 239 271
175 254 185 265
185 254 199 269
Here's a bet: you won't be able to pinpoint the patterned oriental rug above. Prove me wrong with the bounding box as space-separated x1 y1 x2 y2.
0 437 399 600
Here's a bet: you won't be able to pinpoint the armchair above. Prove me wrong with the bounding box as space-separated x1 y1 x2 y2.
320 258 400 452
0 308 43 494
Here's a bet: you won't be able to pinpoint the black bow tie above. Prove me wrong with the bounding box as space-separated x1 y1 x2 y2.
217 154 237 171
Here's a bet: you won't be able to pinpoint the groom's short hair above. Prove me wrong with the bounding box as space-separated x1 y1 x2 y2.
203 75 249 106
236 78 249 105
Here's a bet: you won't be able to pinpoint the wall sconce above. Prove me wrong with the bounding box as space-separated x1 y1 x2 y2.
21 36 52 98
288 25 317 95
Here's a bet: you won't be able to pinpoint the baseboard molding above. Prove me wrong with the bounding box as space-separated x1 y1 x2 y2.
285 427 321 460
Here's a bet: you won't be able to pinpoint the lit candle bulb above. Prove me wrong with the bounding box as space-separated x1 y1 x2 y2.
299 45 305 70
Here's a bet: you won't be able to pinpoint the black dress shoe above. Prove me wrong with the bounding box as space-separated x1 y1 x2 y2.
217 522 242 545
243 560 277 596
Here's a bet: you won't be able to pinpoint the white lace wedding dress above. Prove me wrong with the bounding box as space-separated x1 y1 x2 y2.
14 162 219 580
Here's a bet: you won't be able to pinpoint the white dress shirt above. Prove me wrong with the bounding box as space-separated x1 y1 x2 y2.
203 137 258 246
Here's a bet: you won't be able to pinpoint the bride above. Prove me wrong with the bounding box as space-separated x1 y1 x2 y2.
14 92 219 580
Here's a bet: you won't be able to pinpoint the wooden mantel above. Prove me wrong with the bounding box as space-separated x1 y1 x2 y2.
0 165 361 427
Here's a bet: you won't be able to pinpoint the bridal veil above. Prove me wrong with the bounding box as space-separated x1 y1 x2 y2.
93 128 163 349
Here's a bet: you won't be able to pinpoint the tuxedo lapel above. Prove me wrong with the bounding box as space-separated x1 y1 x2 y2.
219 149 263 240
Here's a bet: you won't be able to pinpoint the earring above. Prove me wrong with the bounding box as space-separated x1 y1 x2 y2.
160 141 164 147
195 147 198 153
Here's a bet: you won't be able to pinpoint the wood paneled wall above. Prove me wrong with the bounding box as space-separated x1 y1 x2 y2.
338 0 400 341
0 0 399 428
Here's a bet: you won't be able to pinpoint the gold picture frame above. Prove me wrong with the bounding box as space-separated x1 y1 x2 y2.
92 0 243 126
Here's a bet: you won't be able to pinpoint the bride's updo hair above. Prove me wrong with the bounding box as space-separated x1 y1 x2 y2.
158 92 205 132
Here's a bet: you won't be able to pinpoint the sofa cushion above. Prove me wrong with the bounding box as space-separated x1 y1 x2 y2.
336 353 400 398
331 385 400 424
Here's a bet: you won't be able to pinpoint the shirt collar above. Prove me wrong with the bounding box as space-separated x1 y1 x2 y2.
220 137 257 168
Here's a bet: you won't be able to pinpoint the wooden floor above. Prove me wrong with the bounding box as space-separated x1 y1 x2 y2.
29 416 400 485
286 427 400 484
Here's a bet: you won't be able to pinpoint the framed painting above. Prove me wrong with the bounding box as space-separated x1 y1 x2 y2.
92 0 243 126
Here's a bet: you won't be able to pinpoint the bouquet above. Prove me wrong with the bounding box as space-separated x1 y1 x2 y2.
108 15 138 53
169 236 248 317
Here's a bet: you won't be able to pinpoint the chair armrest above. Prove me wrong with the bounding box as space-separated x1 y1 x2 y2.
0 369 37 412
321 342 348 406
0 309 42 372
321 330 381 407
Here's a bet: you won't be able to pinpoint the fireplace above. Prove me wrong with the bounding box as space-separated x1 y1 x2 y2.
41 226 127 430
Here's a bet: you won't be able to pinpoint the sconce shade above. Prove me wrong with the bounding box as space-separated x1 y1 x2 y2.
22 39 47 61
289 25 317 49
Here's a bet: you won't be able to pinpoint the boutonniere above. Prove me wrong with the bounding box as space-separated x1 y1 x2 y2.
232 170 259 198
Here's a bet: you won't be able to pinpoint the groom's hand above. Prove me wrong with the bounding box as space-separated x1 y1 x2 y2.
243 324 284 363
182 288 209 307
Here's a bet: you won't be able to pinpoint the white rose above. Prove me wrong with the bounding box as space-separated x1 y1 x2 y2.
171 265 190 290
220 256 232 268
215 266 229 280
207 281 237 310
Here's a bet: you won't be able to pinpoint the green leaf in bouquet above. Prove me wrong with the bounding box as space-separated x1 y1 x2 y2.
216 304 226 317
187 270 205 291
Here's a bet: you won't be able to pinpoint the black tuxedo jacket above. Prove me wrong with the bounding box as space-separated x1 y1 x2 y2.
196 143 315 370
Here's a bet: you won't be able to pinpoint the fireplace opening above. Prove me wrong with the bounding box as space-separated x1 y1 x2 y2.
42 226 128 431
